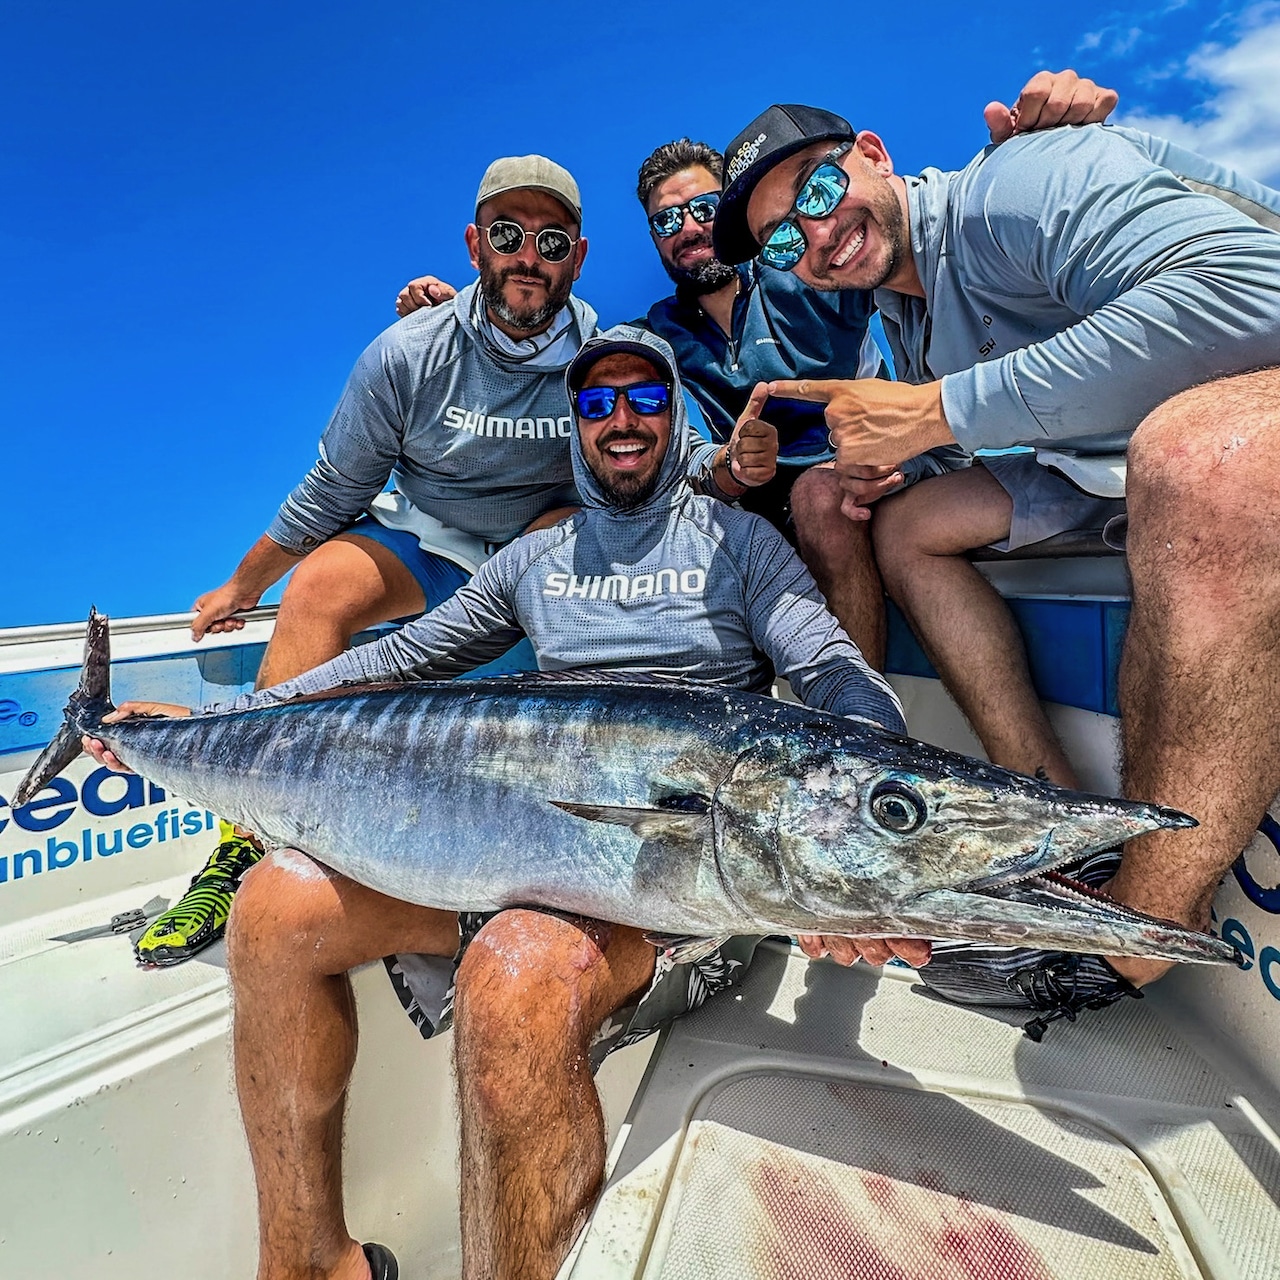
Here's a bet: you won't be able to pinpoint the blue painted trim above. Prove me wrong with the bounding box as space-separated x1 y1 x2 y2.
886 597 1131 718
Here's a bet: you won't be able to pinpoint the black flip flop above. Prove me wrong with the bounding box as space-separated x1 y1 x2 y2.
363 1242 399 1280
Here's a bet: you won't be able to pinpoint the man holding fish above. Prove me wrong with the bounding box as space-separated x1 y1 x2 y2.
77 330 923 1280
137 155 780 971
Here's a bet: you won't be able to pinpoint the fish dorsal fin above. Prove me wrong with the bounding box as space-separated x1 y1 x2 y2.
551 800 709 842
643 933 736 964
491 668 695 688
270 668 701 711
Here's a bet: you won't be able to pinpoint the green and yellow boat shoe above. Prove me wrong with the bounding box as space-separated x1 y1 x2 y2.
134 821 263 967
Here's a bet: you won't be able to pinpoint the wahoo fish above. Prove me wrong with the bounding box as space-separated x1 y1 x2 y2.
16 611 1236 965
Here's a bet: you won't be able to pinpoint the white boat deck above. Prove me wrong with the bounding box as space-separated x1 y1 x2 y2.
4 607 1279 1277
571 942 1280 1280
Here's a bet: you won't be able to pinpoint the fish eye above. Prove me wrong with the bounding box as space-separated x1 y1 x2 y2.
869 782 926 834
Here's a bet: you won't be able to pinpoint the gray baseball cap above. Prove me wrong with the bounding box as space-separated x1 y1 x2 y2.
475 155 583 226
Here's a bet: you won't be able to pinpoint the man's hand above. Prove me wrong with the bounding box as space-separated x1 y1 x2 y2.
82 701 193 773
396 275 458 317
767 378 955 471
727 382 779 488
838 462 906 522
798 934 932 968
192 581 263 642
985 69 1119 144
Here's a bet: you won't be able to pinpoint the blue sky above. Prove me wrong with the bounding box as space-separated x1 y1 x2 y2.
4 0 1278 628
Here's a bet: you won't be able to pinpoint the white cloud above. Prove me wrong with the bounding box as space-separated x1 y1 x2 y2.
1118 12 1280 182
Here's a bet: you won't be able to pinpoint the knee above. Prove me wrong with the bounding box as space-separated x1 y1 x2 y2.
226 850 339 977
789 468 873 554
1128 372 1280 533
275 545 365 629
453 912 605 1062
789 468 844 528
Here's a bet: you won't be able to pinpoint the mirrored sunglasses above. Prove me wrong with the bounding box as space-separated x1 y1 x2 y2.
648 191 721 239
575 381 671 420
759 143 852 272
480 219 578 264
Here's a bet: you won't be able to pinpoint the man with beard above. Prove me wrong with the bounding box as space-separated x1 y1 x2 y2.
133 157 681 968
88 328 906 1280
397 72 1120 667
711 103 1280 1022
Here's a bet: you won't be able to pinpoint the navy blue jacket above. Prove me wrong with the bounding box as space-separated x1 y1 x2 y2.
644 263 879 465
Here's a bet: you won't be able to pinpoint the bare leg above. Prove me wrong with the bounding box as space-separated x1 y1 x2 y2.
1111 368 1280 985
873 467 1080 786
790 465 887 670
453 911 656 1280
227 852 460 1280
256 534 427 688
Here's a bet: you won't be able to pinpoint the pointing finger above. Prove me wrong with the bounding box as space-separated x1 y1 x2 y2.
767 378 837 404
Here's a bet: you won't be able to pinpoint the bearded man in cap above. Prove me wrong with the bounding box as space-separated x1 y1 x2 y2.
133 158 624 968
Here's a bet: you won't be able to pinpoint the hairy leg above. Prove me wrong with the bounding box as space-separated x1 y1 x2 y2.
227 852 460 1280
1112 368 1280 985
874 467 1079 786
790 465 887 670
256 534 427 688
453 912 657 1280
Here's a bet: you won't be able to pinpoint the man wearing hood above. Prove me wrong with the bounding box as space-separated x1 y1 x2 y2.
88 329 906 1280
134 155 731 969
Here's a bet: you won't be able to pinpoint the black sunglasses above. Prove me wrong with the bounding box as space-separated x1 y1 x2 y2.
479 219 579 264
648 191 721 238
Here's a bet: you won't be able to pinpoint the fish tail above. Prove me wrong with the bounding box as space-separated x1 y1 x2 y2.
12 607 115 806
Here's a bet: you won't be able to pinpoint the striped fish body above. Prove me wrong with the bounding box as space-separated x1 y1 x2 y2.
15 612 1240 964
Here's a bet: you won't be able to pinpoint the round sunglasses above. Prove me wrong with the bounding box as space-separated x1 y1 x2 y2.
479 218 579 264
759 142 853 272
648 191 721 239
575 381 671 420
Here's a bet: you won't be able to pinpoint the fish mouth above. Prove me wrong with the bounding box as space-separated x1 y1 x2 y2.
963 803 1198 893
966 866 1239 964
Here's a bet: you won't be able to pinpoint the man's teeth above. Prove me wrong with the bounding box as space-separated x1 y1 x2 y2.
607 442 645 455
833 223 867 268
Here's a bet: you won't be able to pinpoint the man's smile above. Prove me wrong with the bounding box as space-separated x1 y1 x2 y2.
601 435 653 469
831 218 868 269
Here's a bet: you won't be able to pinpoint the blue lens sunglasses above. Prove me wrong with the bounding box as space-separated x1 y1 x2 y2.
759 142 853 272
575 381 671 420
648 192 721 238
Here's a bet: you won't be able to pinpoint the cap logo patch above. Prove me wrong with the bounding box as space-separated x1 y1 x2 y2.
726 134 768 184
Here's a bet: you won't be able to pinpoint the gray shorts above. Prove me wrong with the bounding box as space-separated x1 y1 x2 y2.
980 453 1125 552
384 912 760 1072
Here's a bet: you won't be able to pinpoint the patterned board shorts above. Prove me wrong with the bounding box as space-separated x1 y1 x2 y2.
384 912 761 1072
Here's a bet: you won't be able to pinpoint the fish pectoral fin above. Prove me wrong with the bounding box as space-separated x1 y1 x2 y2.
643 932 735 964
550 801 710 842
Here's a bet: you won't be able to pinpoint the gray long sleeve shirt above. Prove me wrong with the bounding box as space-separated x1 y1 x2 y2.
216 327 905 733
876 125 1280 451
266 283 600 551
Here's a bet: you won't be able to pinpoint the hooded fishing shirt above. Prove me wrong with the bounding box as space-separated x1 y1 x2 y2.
213 326 905 733
876 125 1280 452
266 282 600 551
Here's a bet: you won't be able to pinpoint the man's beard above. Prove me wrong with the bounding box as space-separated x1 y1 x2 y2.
809 185 908 292
479 257 573 332
661 234 738 295
585 433 663 509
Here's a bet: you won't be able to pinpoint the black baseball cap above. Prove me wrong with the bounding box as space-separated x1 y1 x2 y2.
713 104 855 265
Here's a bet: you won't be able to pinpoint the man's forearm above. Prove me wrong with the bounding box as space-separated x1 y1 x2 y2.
229 533 310 598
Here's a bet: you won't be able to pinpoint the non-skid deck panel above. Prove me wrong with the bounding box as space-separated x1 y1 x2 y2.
570 946 1280 1280
653 1078 1199 1280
